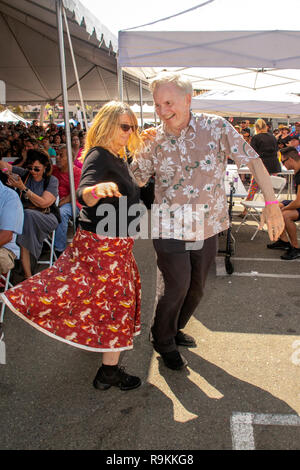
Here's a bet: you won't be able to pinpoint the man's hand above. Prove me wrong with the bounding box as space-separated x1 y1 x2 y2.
259 203 285 241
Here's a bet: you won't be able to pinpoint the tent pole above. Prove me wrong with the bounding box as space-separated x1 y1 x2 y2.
56 0 77 233
139 79 144 129
62 7 88 132
40 103 45 127
118 65 123 101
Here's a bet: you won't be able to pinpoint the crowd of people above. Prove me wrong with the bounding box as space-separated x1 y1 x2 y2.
0 120 84 278
0 73 298 392
234 118 300 260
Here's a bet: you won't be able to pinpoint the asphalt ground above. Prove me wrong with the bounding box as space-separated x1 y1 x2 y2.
0 202 300 451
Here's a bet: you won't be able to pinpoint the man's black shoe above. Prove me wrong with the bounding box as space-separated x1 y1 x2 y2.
160 350 188 370
267 239 291 250
175 330 197 348
280 247 300 260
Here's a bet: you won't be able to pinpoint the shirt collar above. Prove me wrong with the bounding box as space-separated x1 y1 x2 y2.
160 111 197 138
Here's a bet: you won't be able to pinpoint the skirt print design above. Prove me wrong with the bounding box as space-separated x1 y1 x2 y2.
1 230 141 352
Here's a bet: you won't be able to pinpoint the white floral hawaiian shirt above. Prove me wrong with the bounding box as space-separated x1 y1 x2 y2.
131 113 259 241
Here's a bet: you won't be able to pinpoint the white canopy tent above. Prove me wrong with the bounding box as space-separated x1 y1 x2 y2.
191 90 300 119
118 0 300 95
0 108 31 125
0 0 152 105
0 0 152 226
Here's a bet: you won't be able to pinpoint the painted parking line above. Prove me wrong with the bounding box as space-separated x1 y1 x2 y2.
216 257 300 278
232 272 300 279
234 257 300 262
231 412 300 450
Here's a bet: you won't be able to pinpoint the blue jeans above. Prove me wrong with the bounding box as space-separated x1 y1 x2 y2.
54 203 79 252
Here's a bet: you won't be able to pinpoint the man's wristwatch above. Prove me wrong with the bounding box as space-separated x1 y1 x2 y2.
23 188 30 199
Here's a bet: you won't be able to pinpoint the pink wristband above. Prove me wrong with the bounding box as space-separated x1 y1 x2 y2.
90 186 99 200
265 200 279 205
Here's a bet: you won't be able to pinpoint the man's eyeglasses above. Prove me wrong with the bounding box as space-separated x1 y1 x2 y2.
120 124 137 132
28 166 42 172
281 157 289 164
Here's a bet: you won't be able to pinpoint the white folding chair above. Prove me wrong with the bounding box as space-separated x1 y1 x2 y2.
37 196 59 268
37 229 57 267
236 175 286 240
0 269 13 323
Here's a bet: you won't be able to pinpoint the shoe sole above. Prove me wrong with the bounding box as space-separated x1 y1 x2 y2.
267 246 290 250
161 357 188 370
93 379 142 391
175 340 197 348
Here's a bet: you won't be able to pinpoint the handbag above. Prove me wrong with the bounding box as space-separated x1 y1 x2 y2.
21 173 61 223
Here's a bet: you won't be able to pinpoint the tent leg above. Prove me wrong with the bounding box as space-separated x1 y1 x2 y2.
139 79 144 129
40 103 45 126
62 7 88 132
56 0 77 233
118 66 123 102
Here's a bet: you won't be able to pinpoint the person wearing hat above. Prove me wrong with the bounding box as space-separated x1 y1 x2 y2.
276 126 291 149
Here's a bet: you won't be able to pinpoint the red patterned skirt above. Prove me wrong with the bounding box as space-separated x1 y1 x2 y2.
1 230 141 352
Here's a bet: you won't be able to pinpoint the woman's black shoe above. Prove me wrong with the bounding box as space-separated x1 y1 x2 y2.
93 366 141 391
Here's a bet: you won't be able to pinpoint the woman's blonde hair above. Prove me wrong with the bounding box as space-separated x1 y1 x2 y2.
82 101 143 160
254 118 268 134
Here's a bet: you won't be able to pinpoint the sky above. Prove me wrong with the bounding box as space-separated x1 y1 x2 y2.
79 0 296 36
80 0 202 35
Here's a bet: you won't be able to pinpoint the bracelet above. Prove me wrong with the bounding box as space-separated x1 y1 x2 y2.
90 186 99 200
265 200 279 205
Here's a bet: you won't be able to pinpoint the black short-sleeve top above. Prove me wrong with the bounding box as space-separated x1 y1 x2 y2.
76 147 141 237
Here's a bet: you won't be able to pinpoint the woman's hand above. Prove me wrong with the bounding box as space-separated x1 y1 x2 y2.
6 173 26 191
140 128 157 144
82 182 122 207
94 182 122 198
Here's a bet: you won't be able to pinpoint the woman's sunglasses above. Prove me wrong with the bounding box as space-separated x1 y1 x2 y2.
28 166 42 172
120 124 137 132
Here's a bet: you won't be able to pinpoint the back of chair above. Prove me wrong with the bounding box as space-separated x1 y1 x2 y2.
270 175 286 197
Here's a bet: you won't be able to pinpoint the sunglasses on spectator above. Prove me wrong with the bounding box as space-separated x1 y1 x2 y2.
120 124 137 132
28 166 42 172
281 157 289 164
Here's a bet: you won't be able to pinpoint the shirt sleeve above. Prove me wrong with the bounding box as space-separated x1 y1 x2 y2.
74 167 82 191
45 176 59 198
0 190 24 235
76 148 109 203
130 143 155 186
221 119 259 168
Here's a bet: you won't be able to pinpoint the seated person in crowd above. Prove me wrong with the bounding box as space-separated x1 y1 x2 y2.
240 120 251 134
276 126 291 149
52 144 81 257
0 149 59 278
267 146 300 260
287 134 300 154
41 136 56 159
12 137 39 168
0 172 24 275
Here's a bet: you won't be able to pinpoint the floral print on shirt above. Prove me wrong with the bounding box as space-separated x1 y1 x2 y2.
131 113 258 240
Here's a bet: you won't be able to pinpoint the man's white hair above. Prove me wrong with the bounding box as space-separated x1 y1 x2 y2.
149 72 193 96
